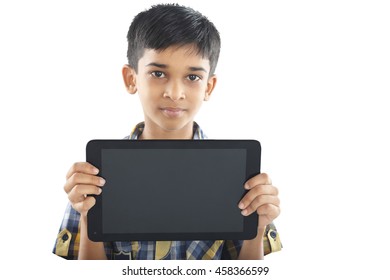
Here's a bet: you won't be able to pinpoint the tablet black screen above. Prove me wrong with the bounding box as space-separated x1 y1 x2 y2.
101 148 246 234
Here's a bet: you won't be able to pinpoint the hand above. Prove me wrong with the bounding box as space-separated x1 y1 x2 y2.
238 173 280 230
63 162 105 217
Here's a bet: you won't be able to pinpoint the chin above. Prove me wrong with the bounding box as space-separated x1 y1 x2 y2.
159 122 188 132
157 119 192 132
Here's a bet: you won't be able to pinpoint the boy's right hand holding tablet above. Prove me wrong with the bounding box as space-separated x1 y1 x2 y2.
63 162 108 259
64 162 105 217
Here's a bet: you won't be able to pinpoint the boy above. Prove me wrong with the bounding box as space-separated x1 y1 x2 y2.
53 3 281 260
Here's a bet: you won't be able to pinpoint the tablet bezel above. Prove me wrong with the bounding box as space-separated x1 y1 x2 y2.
86 139 261 241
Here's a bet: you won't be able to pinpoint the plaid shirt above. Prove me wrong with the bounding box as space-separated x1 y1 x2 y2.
53 122 281 260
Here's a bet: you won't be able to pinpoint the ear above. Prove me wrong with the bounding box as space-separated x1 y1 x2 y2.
204 74 217 101
122 64 137 94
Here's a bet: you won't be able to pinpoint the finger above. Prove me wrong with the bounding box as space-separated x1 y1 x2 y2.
240 195 280 216
68 184 102 203
244 173 272 189
239 184 278 209
72 196 96 216
66 162 99 180
64 173 105 194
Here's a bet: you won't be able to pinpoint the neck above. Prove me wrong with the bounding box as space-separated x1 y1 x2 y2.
139 120 194 140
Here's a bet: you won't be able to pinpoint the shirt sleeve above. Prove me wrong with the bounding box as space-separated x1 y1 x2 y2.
263 222 282 255
52 202 113 260
221 223 282 259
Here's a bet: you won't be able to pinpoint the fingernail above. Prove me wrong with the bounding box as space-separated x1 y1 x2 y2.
241 209 247 216
238 202 245 209
100 178 106 186
244 183 250 189
98 188 102 194
93 168 99 174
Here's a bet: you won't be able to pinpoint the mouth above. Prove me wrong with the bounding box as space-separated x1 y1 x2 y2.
160 107 186 118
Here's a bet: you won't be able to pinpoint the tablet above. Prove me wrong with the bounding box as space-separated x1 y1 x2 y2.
86 139 261 242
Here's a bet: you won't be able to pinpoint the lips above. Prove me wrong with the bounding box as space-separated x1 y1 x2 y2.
160 107 186 118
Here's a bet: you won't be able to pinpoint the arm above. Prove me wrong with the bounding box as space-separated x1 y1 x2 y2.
79 215 107 260
238 227 265 260
237 173 280 260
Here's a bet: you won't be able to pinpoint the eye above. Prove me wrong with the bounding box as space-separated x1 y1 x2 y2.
151 71 166 78
187 74 201 82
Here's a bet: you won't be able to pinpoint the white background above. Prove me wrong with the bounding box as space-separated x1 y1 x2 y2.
1 0 389 279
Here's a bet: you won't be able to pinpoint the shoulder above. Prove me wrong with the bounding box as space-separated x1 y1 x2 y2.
193 122 208 139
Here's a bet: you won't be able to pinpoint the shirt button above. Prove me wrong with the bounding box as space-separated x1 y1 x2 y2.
62 233 69 242
270 230 277 239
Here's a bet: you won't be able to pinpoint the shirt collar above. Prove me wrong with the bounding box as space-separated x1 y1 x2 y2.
129 122 207 140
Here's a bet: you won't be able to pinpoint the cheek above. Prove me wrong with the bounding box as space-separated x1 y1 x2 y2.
138 81 161 100
139 93 159 110
186 82 207 97
187 92 206 109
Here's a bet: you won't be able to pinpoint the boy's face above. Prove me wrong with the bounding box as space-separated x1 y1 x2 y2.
123 45 216 136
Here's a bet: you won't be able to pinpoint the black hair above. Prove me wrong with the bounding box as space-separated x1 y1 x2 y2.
126 4 221 75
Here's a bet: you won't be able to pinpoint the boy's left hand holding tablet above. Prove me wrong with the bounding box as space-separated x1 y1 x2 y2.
237 173 280 259
239 173 280 231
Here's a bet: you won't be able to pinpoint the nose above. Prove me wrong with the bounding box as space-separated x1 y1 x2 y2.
163 80 185 101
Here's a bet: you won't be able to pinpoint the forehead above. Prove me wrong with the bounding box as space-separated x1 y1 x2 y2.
139 45 211 71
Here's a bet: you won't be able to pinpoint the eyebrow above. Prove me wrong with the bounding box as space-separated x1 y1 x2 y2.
189 66 207 73
145 62 207 73
146 62 167 69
